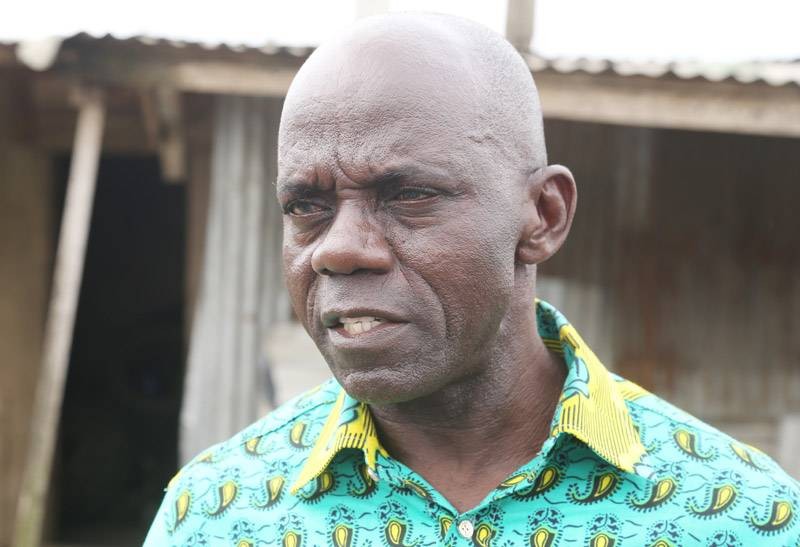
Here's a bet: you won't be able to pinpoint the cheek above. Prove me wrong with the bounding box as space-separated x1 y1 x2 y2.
281 240 316 326
392 211 518 335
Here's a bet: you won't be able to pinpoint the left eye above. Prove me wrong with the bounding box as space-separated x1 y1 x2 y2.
285 200 326 216
392 188 435 202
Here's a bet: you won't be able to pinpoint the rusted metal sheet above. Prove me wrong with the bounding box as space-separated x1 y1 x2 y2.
541 120 800 462
179 96 288 463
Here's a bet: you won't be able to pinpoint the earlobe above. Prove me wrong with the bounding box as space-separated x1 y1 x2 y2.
516 165 577 265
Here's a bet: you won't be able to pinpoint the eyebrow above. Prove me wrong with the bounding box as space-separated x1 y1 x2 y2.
276 180 319 197
277 164 449 195
373 164 452 185
370 170 409 187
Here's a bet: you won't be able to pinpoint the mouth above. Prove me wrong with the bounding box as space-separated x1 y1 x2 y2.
338 316 386 335
321 310 407 339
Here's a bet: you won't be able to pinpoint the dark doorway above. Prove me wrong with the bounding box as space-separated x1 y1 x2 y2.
54 155 185 544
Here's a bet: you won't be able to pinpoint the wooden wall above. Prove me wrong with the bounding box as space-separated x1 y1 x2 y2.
0 72 214 545
0 77 55 546
541 119 800 462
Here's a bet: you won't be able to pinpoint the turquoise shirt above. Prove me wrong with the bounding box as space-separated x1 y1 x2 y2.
144 301 800 546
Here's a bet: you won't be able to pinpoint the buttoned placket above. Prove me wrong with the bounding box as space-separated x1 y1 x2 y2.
375 435 565 546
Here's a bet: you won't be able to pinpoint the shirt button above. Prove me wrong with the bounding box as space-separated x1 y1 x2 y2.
457 519 474 539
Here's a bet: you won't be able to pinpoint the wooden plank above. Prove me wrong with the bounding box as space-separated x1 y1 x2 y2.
12 87 105 547
184 106 212 346
535 71 800 138
778 414 800 479
0 46 19 67
170 62 296 97
140 86 187 183
44 43 302 98
506 0 535 51
0 80 55 546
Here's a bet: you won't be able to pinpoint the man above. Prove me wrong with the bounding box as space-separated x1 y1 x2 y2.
145 13 799 546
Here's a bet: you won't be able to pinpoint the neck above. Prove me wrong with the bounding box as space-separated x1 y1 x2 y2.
368 287 566 511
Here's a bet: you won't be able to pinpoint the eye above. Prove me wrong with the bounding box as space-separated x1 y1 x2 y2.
284 200 327 216
391 188 437 202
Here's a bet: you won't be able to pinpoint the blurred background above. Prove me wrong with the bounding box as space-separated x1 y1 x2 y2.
1 0 798 545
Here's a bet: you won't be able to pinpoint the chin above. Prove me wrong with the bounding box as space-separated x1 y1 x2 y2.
335 365 445 405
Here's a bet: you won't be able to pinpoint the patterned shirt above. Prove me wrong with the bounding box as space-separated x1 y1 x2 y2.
144 301 800 546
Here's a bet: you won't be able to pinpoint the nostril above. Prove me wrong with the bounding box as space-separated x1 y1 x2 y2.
310 221 393 276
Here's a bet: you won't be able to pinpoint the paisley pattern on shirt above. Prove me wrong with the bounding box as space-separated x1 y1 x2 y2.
144 300 800 546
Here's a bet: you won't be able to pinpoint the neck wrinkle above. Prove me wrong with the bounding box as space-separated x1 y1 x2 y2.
368 312 566 469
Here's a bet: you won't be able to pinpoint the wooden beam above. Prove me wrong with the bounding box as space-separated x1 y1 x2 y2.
139 87 160 149
12 87 105 547
0 45 19 67
170 61 296 97
46 41 303 97
62 58 297 97
30 39 800 137
778 413 800 479
535 71 800 138
140 86 187 183
506 0 535 51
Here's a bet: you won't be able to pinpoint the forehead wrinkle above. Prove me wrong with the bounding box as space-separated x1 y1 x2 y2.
283 117 501 197
279 12 548 191
291 96 513 189
278 160 341 194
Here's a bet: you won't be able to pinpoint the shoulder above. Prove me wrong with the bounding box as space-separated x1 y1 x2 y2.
164 378 339 500
143 380 340 544
618 377 800 531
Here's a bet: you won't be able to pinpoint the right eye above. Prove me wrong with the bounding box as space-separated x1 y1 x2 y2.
285 200 327 216
391 188 437 202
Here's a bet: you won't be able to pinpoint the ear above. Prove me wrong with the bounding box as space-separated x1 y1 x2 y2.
516 165 577 265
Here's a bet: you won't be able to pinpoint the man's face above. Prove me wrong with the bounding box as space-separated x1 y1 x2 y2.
277 44 526 404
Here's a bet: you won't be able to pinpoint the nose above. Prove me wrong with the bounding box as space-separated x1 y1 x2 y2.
311 203 393 276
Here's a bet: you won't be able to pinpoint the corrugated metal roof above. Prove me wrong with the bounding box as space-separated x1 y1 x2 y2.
524 53 800 87
67 32 315 57
3 32 799 87
1 32 313 61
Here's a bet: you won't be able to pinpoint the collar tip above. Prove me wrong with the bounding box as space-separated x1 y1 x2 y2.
289 472 315 494
630 460 657 482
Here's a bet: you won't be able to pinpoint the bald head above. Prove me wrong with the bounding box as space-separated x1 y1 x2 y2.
277 13 576 405
279 12 547 179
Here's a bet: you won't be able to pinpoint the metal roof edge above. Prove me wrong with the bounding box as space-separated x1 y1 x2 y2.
522 52 800 88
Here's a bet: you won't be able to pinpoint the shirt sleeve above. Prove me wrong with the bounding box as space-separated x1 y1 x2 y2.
142 486 174 547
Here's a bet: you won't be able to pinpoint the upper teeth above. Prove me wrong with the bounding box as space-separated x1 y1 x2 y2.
340 316 383 335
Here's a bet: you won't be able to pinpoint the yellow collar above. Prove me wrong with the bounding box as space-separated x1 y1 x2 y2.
291 300 650 493
291 389 387 493
546 320 649 473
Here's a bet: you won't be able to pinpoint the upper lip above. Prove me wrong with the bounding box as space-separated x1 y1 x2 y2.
321 308 407 328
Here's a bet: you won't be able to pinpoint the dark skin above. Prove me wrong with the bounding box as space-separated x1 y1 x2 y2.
277 14 577 512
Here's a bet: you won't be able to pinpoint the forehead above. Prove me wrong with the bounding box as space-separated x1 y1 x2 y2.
277 35 497 183
277 117 500 194
279 114 475 184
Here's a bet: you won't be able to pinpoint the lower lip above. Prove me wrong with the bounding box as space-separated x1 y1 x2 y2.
327 321 408 348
